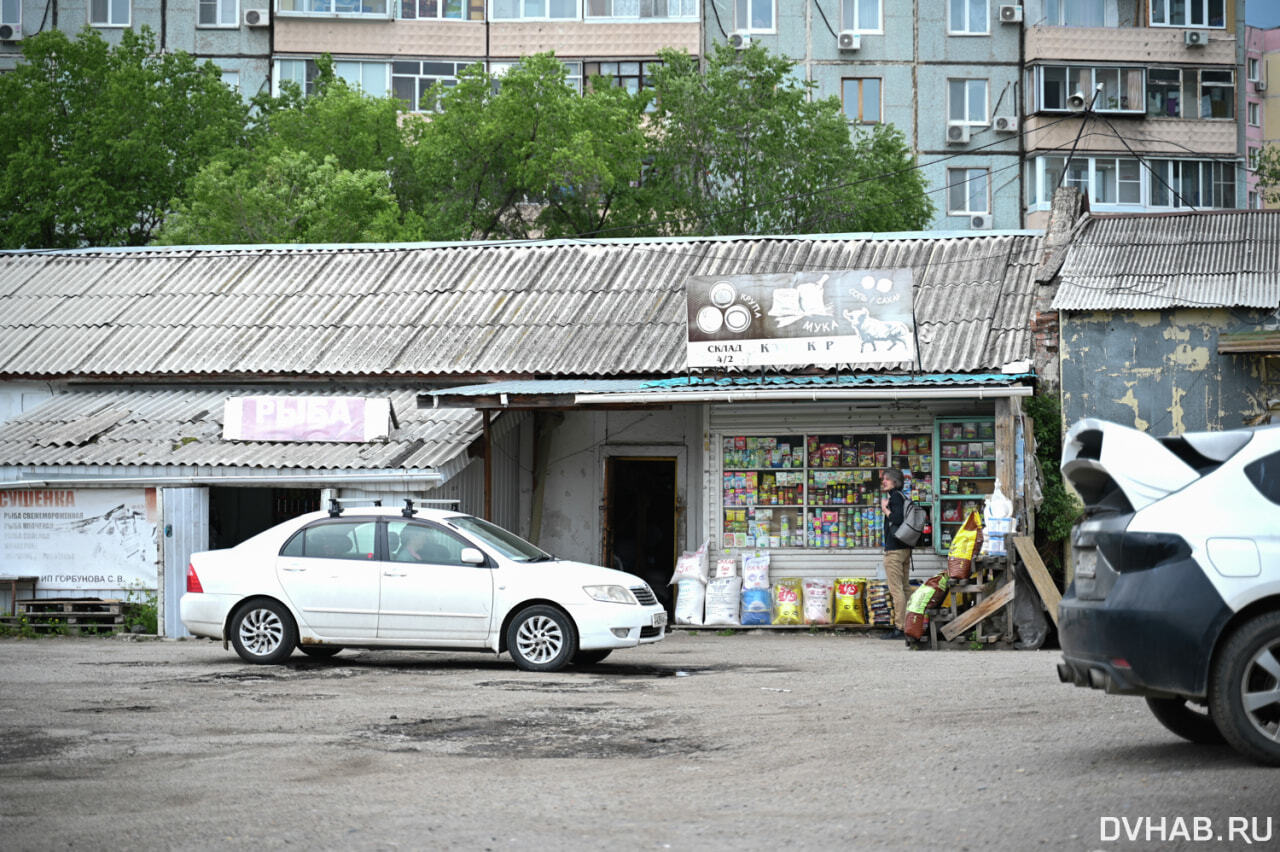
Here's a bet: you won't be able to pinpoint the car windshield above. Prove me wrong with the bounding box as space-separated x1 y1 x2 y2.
447 515 553 562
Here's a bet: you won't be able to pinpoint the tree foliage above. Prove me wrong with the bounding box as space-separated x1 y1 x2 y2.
0 27 247 248
1256 144 1280 206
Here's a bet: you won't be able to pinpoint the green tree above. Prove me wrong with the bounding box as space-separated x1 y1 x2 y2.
1256 144 1280 206
409 53 648 240
638 44 934 236
0 27 247 248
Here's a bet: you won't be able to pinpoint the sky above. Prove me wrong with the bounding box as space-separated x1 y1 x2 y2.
1248 3 1280 28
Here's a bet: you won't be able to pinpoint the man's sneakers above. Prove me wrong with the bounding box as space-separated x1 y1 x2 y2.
879 628 905 640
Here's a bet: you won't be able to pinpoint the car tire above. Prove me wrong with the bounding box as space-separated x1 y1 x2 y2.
1144 697 1224 744
507 605 577 672
229 599 297 665
572 649 612 666
1209 611 1280 766
298 645 342 659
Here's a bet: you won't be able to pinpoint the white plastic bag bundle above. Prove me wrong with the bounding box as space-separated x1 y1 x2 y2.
703 577 742 625
674 577 706 625
741 550 770 590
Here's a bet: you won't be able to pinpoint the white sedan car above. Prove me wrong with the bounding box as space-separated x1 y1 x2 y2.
181 505 667 671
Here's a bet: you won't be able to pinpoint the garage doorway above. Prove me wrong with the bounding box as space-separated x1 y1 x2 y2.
604 457 677 614
209 487 320 549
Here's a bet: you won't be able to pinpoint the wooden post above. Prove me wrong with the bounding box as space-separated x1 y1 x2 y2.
994 396 1018 505
482 409 492 522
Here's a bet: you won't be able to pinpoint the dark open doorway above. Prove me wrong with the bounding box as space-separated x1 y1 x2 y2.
209 487 320 550
605 457 677 615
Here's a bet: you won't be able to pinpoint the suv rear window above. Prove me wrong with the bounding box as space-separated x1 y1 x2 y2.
1244 451 1280 505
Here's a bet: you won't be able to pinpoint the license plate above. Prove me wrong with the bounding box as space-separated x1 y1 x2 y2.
652 611 667 628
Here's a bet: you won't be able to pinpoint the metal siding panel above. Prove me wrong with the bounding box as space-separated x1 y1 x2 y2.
162 487 209 638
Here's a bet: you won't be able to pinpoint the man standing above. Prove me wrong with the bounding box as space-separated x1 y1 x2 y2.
879 469 910 640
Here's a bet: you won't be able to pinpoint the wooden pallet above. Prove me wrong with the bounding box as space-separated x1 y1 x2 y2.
13 598 124 634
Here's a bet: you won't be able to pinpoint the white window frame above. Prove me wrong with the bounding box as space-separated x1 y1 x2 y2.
90 0 130 26
1146 159 1235 209
275 0 392 17
948 0 988 36
1033 65 1145 114
1248 146 1260 171
1249 190 1260 209
734 0 774 32
1198 69 1235 120
489 0 577 19
220 69 241 93
1149 0 1225 28
585 60 663 96
489 59 583 94
840 0 881 33
272 58 391 97
1 0 21 27
398 0 470 20
1044 0 1117 26
392 60 475 112
841 77 881 124
584 0 696 20
198 0 239 26
1248 58 1260 81
946 167 990 215
1247 101 1261 127
947 78 988 126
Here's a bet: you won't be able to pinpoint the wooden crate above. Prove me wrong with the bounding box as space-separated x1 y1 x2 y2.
15 598 124 634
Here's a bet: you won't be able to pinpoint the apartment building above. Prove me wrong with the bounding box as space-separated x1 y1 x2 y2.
0 0 272 96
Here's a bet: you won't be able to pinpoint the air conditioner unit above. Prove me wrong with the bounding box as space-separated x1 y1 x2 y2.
838 31 861 51
946 123 971 145
0 23 21 41
243 8 269 26
999 5 1023 23
1257 79 1268 92
993 115 1019 133
729 31 751 50
1184 29 1208 47
970 214 993 230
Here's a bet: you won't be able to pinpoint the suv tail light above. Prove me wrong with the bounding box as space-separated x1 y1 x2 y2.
186 563 204 594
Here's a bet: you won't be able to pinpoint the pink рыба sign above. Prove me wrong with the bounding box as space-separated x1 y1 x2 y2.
222 397 391 443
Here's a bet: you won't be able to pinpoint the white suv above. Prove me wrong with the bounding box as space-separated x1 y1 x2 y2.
1057 418 1280 765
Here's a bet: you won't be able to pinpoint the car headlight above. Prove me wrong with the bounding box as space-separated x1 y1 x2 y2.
583 585 637 604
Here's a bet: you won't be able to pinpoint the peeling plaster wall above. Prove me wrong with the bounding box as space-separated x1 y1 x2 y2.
1060 308 1274 435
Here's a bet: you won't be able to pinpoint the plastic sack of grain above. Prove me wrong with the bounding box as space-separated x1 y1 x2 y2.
946 512 984 581
714 557 738 579
904 574 950 639
741 550 771 590
674 577 706 625
740 587 772 625
802 578 834 625
832 578 868 625
771 578 804 625
704 576 743 625
670 539 710 585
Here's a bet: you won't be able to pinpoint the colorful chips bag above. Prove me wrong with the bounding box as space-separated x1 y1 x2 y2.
802 579 834 625
771 578 804 625
833 578 868 625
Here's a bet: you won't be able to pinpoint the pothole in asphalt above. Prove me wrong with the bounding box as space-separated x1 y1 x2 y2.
356 706 711 758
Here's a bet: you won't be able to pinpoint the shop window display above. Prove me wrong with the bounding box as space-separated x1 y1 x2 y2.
935 418 996 550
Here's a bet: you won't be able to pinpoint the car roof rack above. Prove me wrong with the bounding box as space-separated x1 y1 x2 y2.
326 497 461 518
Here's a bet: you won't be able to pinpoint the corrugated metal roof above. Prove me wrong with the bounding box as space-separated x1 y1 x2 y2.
0 386 483 471
0 232 1043 379
1051 210 1280 311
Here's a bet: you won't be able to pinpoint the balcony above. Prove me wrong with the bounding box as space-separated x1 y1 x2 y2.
1026 24 1236 65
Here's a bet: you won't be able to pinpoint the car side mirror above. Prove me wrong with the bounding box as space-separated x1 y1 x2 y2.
460 547 486 565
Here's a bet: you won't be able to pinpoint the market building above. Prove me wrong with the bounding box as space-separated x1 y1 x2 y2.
0 228 1049 634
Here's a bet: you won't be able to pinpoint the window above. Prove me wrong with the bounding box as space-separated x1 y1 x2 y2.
400 0 483 19
841 0 880 31
585 0 696 18
1150 0 1224 28
1034 65 1143 113
734 0 772 31
491 0 575 17
90 0 129 25
1249 146 1259 171
1045 0 1116 26
1249 190 1260 209
389 521 471 565
1248 58 1260 81
949 0 987 35
842 77 881 123
1147 68 1181 117
275 58 390 96
1199 70 1234 119
1248 102 1261 127
2 0 20 27
1093 158 1142 204
948 78 987 125
199 0 237 25
947 168 989 214
278 0 389 14
220 69 241 92
392 60 475 111
491 59 582 93
585 60 662 95
281 521 378 560
1032 155 1235 210
1148 159 1235 208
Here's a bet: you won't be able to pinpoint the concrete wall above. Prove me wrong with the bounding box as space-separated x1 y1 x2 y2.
1060 308 1279 434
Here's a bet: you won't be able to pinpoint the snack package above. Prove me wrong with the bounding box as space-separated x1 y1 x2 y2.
946 511 984 581
832 578 868 625
714 557 738 579
864 579 895 626
670 540 711 585
771 578 804 625
741 551 771 590
740 587 772 625
802 578 834 625
704 577 743 626
674 577 706 625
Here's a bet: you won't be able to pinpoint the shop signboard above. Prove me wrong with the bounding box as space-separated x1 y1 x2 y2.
0 488 159 589
685 268 915 368
223 396 391 442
